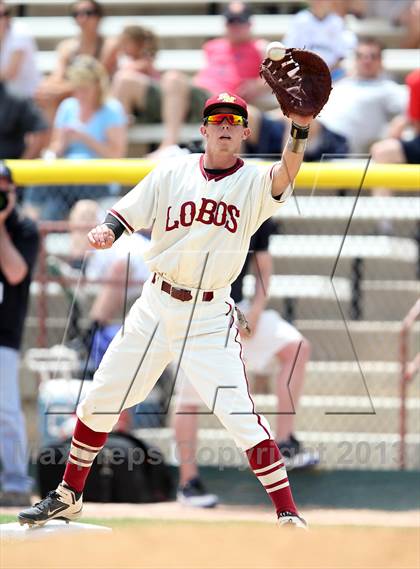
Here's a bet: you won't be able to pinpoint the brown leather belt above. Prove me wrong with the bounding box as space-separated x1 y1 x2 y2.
152 274 214 302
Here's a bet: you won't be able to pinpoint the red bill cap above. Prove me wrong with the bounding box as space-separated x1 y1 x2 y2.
203 92 248 119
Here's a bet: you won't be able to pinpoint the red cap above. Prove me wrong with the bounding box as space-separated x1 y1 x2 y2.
203 92 248 119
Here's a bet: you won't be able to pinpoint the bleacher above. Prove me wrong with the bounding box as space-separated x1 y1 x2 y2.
35 48 420 79
12 1 420 472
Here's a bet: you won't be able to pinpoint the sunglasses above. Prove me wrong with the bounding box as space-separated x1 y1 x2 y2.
205 113 246 126
0 11 10 18
72 9 99 18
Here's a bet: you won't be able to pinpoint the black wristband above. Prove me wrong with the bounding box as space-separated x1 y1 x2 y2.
291 122 310 140
104 213 125 241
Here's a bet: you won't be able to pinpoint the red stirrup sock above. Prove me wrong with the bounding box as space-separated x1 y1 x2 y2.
63 419 108 493
246 438 298 516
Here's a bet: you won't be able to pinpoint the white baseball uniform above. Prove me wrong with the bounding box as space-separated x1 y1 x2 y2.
77 154 291 451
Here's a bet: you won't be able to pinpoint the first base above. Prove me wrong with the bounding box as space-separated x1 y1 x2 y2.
0 521 112 542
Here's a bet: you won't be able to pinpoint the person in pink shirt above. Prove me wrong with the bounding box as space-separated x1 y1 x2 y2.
194 2 270 106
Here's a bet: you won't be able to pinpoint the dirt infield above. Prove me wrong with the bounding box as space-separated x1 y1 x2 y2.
1 504 420 569
2 521 419 569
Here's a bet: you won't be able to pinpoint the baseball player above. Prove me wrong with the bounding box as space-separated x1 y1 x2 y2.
18 88 315 529
175 218 317 508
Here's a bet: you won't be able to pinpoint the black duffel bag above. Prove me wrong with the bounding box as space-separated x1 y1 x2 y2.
37 431 174 503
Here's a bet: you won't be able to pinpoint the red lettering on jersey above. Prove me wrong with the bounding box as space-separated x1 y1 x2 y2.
225 205 240 233
196 198 218 225
165 200 240 233
213 201 228 226
165 206 179 231
180 201 196 226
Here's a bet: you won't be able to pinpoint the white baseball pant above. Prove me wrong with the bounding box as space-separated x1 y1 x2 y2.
77 273 272 451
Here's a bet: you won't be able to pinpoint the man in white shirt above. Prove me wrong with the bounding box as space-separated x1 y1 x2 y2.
283 0 355 80
316 38 408 155
0 2 40 97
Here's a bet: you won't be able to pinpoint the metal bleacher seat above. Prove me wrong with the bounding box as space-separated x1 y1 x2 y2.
36 48 420 77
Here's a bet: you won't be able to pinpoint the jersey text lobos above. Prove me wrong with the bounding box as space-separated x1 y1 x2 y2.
166 198 240 233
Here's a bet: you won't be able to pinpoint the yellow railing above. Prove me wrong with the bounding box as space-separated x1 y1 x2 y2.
5 159 420 190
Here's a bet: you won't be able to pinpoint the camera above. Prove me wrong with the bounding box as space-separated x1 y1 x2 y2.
0 163 13 211
0 190 9 212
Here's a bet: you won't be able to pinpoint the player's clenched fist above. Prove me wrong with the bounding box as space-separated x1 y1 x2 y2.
88 224 116 249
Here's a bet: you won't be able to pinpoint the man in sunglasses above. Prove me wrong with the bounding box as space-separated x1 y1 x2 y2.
19 92 312 529
308 38 407 157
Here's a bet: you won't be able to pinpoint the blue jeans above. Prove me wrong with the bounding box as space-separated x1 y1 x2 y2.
0 346 33 492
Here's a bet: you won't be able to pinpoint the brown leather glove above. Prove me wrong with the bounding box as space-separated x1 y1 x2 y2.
260 48 332 118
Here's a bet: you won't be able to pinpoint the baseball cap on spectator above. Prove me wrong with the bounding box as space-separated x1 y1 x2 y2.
203 92 248 119
223 2 252 24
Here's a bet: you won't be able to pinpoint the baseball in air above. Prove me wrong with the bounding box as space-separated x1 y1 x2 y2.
266 42 286 61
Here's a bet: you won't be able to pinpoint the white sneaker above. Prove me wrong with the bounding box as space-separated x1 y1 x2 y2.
18 483 83 527
278 511 308 529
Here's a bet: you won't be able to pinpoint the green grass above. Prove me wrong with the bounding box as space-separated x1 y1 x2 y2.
0 514 16 524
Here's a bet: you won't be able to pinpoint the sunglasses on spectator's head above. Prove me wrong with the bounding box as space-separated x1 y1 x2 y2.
205 113 246 126
72 8 99 18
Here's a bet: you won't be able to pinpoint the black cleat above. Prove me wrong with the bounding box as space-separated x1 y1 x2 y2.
18 483 83 527
177 477 218 508
277 434 320 470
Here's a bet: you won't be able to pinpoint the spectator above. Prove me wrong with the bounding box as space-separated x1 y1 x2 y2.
111 26 205 156
371 69 420 165
24 55 127 220
194 2 270 107
110 25 160 82
174 220 316 507
35 0 115 124
0 80 48 160
0 164 39 507
317 38 408 155
283 0 356 81
0 1 41 97
370 69 420 207
110 25 162 124
112 1 272 156
245 38 408 160
68 201 151 334
60 200 152 389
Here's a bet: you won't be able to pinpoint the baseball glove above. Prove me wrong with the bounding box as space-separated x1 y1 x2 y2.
260 48 332 118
